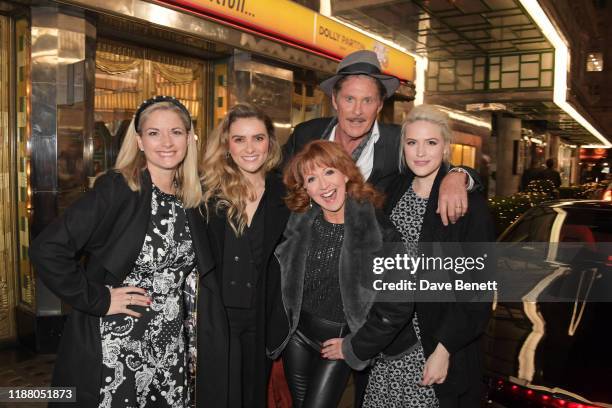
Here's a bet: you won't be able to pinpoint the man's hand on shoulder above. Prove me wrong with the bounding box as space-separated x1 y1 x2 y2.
437 171 468 226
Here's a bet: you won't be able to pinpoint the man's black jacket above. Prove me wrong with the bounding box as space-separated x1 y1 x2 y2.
283 117 401 193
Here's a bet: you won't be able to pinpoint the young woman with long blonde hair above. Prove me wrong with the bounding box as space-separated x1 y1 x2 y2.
196 104 289 407
362 105 494 408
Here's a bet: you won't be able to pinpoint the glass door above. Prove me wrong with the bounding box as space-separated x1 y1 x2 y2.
94 40 207 174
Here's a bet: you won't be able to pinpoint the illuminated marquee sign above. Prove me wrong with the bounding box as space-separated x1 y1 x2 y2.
158 0 415 82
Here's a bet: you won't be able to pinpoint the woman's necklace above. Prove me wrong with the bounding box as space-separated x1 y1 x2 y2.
411 179 432 199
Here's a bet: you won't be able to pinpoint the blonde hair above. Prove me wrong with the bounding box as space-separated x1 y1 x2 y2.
200 104 282 235
114 101 202 208
399 104 452 173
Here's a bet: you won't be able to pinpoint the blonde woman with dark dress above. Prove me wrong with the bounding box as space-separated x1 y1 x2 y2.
30 96 212 407
362 105 494 408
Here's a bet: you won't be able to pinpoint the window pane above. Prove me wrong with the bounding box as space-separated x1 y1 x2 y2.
475 66 484 82
520 79 540 87
586 52 603 72
490 65 500 81
451 144 463 166
501 72 519 88
541 71 553 87
501 208 557 242
521 54 539 62
427 78 438 91
541 52 554 69
456 59 473 75
457 76 473 90
428 60 439 76
439 67 455 84
520 62 539 79
462 145 476 168
502 55 519 71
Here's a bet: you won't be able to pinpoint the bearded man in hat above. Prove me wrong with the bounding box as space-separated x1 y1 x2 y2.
283 49 479 225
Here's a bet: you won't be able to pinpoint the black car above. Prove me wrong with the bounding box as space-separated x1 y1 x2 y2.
593 180 612 202
484 201 612 408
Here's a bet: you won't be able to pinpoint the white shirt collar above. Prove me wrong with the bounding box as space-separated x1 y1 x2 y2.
329 121 380 181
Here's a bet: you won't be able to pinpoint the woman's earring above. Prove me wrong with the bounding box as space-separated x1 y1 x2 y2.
309 198 313 209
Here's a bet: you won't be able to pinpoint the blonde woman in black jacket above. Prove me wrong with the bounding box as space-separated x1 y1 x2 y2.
360 104 495 408
198 104 289 408
29 96 213 407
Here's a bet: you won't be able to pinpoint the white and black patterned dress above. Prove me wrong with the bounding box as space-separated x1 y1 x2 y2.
362 185 439 408
99 185 196 408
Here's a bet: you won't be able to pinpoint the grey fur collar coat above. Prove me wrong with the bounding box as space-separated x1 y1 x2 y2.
270 198 400 358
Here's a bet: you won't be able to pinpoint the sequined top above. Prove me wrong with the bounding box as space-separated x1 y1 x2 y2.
301 213 346 323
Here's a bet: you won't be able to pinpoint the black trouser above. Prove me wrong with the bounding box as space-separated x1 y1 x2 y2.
226 307 257 408
283 313 351 408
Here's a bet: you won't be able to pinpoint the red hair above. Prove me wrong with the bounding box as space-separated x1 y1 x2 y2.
283 140 384 212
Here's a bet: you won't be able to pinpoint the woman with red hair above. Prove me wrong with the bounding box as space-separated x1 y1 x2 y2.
269 140 415 408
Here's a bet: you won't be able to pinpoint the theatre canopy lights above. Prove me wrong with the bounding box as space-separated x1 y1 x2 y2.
435 105 492 131
519 0 611 148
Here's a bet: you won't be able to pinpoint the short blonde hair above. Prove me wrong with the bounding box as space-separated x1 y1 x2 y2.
114 101 202 208
399 104 452 173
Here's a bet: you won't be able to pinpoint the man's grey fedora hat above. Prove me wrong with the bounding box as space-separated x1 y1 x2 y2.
320 50 400 98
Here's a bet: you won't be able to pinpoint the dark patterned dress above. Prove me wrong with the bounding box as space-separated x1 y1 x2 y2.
98 185 196 408
362 185 439 408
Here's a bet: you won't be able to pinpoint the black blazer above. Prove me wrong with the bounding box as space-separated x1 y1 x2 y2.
198 172 290 407
29 170 214 407
284 117 401 193
385 165 495 403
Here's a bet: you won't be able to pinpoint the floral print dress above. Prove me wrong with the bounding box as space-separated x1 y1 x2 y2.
99 185 196 408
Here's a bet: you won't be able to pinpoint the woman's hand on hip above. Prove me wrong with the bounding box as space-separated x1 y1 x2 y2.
421 342 450 386
321 338 344 360
106 286 151 318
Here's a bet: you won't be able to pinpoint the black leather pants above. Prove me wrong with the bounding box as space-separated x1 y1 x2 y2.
283 313 352 408
283 333 351 408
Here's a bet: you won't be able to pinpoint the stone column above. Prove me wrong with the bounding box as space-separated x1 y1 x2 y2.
547 132 560 163
24 5 96 352
495 115 522 196
570 148 581 185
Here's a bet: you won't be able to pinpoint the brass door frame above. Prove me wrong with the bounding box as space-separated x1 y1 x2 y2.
0 13 20 345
